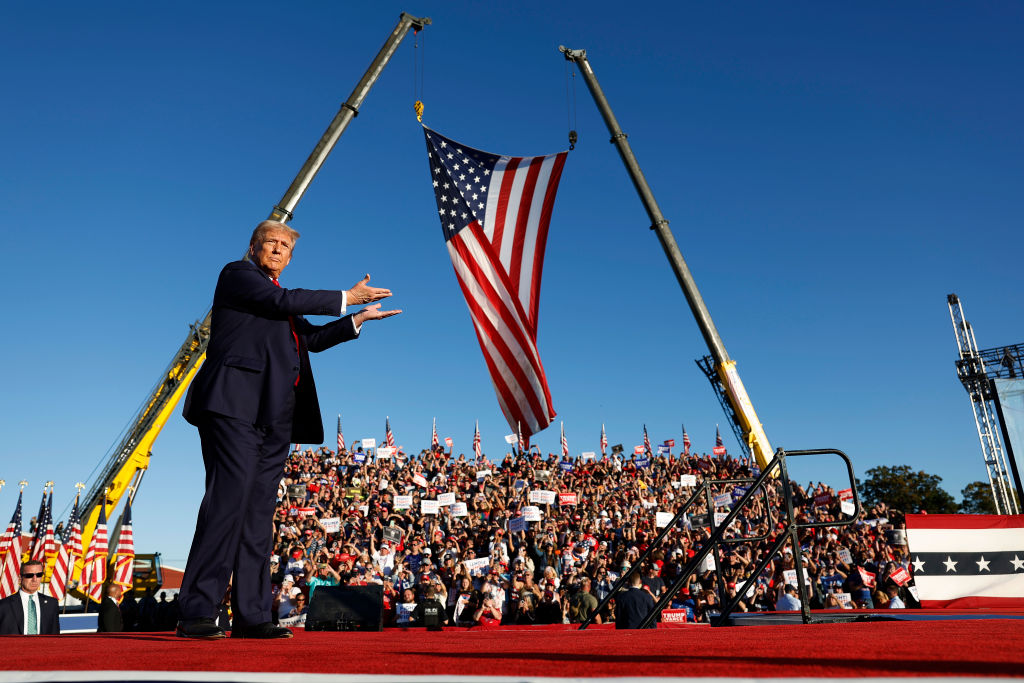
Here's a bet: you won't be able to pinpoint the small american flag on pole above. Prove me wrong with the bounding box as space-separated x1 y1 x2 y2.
713 426 727 456
643 424 652 457
385 416 395 448
424 126 567 443
682 424 691 456
600 423 607 457
561 421 569 457
337 415 345 453
46 494 82 601
0 491 24 599
81 504 108 604
432 418 439 450
473 420 482 459
31 488 56 562
112 497 135 595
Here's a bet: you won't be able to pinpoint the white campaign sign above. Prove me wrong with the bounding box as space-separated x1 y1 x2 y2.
421 499 440 515
713 512 729 527
504 434 518 444
463 557 490 576
361 438 376 449
655 511 674 528
523 505 542 522
393 495 413 510
319 517 341 533
450 502 468 518
581 451 596 461
376 446 395 458
679 474 698 487
437 492 456 506
476 469 492 479
840 500 856 516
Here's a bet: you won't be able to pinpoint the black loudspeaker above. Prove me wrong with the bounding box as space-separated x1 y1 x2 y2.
306 585 384 632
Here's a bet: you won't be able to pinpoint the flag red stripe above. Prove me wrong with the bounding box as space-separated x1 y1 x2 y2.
450 229 548 385
453 226 558 423
906 514 1024 530
491 157 522 255
452 256 549 430
921 596 1024 608
507 158 544 302
527 152 567 330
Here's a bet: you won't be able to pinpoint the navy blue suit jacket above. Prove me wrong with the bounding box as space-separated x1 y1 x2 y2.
0 592 60 635
183 259 359 443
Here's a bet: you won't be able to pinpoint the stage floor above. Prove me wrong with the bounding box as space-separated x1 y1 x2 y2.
3 616 1024 682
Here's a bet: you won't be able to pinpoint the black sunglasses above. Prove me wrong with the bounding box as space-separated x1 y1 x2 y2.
21 572 44 578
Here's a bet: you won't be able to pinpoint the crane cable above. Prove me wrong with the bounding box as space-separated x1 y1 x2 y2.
413 26 425 122
565 59 578 150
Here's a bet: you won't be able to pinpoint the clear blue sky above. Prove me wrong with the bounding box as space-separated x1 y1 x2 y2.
2 2 1021 565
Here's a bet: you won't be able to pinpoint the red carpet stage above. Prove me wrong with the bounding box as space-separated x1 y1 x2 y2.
3 618 1024 681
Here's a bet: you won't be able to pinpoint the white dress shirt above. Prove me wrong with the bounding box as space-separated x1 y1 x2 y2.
19 590 42 635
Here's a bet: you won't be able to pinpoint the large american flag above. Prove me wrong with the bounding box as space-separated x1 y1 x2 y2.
682 424 691 456
0 491 24 599
46 494 82 601
473 420 482 460
643 424 652 457
80 504 108 604
112 498 135 595
424 126 567 442
31 489 56 562
600 423 608 457
337 414 345 453
561 421 569 458
385 416 395 448
432 418 439 450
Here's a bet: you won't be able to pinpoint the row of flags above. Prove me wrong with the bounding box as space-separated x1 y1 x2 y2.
0 486 134 603
330 415 727 460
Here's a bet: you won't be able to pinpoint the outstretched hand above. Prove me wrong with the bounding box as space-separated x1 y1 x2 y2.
353 303 402 326
347 274 392 305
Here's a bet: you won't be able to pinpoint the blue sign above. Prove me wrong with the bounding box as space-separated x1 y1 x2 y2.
635 456 650 468
559 461 574 472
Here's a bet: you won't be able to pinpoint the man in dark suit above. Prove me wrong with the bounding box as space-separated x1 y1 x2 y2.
614 572 656 629
97 583 123 632
177 220 399 639
0 560 61 635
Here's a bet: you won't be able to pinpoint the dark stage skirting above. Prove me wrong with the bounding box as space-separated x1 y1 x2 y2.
3 616 1024 681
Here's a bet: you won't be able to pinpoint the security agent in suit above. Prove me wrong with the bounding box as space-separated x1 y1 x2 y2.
97 583 124 632
177 221 400 639
614 572 656 630
0 560 61 635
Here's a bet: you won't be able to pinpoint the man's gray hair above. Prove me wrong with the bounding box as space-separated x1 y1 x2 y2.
250 220 301 249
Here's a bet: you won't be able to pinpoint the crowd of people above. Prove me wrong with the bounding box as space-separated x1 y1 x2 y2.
266 442 918 627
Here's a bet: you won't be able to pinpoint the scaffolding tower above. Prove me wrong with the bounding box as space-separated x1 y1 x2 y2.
947 293 1022 514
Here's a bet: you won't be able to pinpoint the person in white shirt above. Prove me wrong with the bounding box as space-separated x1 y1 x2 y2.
0 560 61 635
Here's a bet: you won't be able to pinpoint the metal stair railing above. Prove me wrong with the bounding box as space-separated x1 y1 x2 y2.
638 448 861 628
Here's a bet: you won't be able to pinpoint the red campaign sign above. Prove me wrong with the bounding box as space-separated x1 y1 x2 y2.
634 445 645 455
837 488 854 501
558 492 578 506
858 566 877 588
661 609 688 624
664 439 675 447
712 446 726 455
890 566 911 586
445 437 454 448
814 493 832 507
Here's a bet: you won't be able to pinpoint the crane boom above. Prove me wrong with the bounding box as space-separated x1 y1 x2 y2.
71 12 431 579
559 46 774 467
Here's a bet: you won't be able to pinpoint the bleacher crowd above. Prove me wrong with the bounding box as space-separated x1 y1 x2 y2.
267 442 917 627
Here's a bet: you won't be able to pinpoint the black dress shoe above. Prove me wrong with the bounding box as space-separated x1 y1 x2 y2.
176 618 226 639
230 622 293 639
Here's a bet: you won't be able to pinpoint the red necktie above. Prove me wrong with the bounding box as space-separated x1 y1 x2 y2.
272 279 301 386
